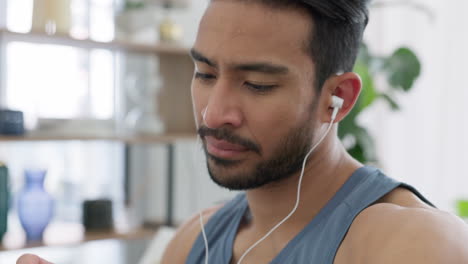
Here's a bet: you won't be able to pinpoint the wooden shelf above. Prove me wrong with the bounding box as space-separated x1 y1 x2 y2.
0 132 197 144
0 226 158 251
0 28 190 55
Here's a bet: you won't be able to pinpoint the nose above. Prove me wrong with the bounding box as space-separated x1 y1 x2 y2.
202 80 243 129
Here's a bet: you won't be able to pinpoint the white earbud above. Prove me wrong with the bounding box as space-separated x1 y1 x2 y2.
199 95 345 264
331 95 344 121
331 95 344 109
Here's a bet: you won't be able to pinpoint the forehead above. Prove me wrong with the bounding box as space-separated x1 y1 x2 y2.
194 1 315 72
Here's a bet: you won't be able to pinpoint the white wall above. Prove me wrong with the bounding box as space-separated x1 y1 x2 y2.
362 0 468 212
0 0 6 105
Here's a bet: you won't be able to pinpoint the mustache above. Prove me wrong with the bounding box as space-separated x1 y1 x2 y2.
198 126 261 154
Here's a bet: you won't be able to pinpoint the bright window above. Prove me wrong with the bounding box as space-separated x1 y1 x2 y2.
4 0 117 128
5 43 114 127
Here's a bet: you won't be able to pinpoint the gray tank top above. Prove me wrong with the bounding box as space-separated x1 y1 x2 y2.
186 166 433 264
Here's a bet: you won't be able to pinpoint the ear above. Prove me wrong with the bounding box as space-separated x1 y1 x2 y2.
319 72 362 123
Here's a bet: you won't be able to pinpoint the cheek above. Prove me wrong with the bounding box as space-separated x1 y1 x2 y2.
248 103 300 151
258 99 305 127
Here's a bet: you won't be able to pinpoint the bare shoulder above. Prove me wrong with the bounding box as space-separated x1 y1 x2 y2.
338 188 468 264
160 205 223 264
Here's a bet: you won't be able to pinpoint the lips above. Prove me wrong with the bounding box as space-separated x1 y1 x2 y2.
205 136 249 158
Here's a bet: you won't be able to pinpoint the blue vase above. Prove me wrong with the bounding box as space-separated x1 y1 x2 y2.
18 169 54 241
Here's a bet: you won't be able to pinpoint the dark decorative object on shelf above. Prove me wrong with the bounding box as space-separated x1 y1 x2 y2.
17 169 54 241
83 199 114 232
0 109 25 135
0 162 9 242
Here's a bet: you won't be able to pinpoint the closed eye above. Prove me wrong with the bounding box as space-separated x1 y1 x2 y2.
194 72 216 80
245 82 278 92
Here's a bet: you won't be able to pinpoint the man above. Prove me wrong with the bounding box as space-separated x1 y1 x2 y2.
17 0 468 263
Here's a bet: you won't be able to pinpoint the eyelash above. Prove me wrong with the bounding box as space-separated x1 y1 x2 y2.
194 72 215 80
244 82 277 92
194 72 277 92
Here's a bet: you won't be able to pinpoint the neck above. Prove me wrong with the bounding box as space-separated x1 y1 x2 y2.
244 132 362 234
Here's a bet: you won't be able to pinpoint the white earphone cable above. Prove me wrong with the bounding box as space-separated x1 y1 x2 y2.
199 211 210 264
235 117 336 264
195 136 210 264
199 107 339 264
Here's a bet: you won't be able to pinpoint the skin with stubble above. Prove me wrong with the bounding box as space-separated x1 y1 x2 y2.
193 3 320 192
16 0 468 263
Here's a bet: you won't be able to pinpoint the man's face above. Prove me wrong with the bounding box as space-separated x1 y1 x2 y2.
191 1 320 190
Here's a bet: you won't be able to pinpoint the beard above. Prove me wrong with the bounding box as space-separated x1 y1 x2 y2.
198 118 314 191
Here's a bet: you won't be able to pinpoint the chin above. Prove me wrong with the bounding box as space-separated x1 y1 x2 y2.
206 162 272 191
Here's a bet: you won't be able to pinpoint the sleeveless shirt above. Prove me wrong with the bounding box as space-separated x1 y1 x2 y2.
186 166 433 264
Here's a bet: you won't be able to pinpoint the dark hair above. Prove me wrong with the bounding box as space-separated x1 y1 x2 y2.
211 0 370 92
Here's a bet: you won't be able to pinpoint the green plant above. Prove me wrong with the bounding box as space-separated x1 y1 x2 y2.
338 1 432 163
338 44 421 163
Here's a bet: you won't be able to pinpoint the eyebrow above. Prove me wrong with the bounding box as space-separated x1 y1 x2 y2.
190 48 290 75
234 63 289 75
190 48 218 68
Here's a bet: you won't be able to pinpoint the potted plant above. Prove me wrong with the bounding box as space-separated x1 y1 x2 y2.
338 1 433 164
339 44 421 163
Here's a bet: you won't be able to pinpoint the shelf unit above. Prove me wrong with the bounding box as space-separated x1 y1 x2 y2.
0 28 189 55
0 28 196 134
0 226 158 251
0 133 196 144
0 26 196 249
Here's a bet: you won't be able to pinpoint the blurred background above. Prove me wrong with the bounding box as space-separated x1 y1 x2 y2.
0 0 466 263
